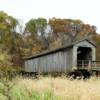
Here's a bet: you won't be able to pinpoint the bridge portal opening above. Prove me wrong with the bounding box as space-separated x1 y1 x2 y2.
77 47 92 67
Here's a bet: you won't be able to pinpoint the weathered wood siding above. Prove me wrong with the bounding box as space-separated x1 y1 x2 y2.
24 39 96 73
25 48 73 72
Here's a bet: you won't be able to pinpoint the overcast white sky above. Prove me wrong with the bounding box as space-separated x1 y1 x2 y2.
0 0 100 33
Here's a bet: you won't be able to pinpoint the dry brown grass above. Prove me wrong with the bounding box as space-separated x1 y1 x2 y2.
9 76 100 100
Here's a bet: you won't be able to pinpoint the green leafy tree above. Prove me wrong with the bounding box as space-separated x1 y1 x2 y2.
24 18 48 54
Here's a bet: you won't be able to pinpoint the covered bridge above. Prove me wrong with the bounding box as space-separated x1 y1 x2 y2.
24 39 96 73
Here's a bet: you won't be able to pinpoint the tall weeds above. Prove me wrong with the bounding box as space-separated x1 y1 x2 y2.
0 76 100 100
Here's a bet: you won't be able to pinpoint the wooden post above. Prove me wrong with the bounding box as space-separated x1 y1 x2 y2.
73 46 78 68
88 60 91 70
82 60 84 69
95 61 97 68
92 48 96 61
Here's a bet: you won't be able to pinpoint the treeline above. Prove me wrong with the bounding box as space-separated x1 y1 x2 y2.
0 11 100 66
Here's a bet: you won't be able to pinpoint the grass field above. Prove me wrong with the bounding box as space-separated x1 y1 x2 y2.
0 76 100 100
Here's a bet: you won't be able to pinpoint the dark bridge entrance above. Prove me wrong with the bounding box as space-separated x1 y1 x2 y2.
77 47 92 68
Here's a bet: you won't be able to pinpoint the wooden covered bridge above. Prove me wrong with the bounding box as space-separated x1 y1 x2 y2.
24 39 100 74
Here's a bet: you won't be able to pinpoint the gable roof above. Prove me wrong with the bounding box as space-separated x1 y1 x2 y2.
23 38 96 60
72 38 96 47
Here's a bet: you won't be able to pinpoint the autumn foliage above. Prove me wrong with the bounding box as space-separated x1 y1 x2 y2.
0 11 100 64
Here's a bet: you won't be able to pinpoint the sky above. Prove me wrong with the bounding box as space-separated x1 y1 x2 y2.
0 0 100 33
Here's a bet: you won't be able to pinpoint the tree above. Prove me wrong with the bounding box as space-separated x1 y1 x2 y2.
48 18 97 45
93 34 100 60
24 18 48 55
36 18 48 49
24 19 37 38
0 11 19 53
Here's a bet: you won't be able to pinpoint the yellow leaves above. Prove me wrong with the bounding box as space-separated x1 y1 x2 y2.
0 52 8 61
32 42 43 55
0 23 7 30
32 46 42 55
93 35 100 46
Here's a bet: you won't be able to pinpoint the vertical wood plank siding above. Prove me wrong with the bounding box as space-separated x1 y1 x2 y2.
25 48 73 73
24 40 96 73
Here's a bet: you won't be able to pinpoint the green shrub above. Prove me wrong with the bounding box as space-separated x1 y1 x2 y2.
0 82 6 95
0 65 22 80
0 93 7 100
